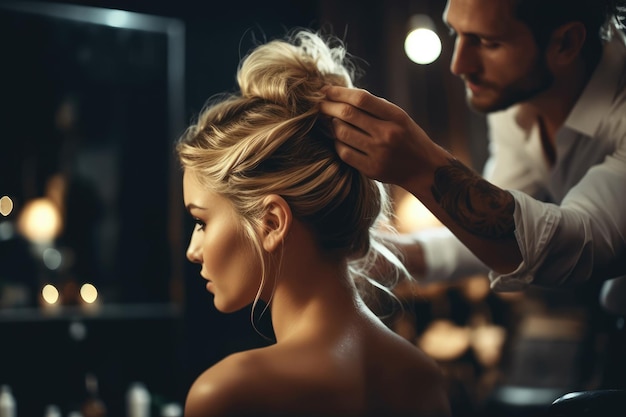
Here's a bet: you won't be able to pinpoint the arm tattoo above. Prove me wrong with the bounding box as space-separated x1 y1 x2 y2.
431 158 516 240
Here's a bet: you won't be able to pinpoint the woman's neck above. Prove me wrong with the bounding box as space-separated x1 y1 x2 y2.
268 255 363 343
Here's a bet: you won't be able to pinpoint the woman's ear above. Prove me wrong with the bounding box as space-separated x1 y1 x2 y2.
547 21 586 68
260 194 292 253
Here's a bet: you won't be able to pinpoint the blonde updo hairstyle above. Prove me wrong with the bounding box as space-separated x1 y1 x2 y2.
177 30 406 314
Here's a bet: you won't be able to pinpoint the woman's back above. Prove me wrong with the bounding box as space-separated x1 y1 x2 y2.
185 294 450 417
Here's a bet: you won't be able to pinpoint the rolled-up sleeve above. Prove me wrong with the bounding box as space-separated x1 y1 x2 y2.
416 227 490 283
490 143 626 291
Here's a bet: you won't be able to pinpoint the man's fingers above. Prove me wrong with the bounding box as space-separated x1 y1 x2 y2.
323 86 400 121
331 118 372 154
334 140 374 176
319 99 373 136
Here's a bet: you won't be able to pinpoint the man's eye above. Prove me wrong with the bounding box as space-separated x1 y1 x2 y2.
481 40 500 49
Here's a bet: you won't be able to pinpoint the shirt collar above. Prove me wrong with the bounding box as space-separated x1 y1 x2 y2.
564 22 626 137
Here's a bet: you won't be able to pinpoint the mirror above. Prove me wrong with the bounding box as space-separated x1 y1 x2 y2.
0 0 185 311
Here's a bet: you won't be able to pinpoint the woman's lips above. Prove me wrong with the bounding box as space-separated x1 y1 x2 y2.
200 272 213 292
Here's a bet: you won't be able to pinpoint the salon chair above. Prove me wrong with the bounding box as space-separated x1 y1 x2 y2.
485 277 626 417
545 389 626 416
545 278 626 417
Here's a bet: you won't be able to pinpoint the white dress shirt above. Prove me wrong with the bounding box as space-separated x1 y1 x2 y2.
418 22 626 313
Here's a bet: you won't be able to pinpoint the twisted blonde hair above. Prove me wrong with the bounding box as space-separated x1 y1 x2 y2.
177 30 407 317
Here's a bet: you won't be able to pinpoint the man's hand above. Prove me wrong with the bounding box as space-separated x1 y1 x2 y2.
320 86 444 190
321 85 522 274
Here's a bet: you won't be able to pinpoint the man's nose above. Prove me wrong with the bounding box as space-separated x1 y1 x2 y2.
450 36 479 77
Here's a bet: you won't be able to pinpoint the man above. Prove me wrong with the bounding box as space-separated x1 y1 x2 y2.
320 0 626 386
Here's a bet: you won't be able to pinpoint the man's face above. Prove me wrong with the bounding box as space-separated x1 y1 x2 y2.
443 0 554 113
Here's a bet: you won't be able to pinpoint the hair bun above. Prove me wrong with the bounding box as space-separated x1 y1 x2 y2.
237 30 354 113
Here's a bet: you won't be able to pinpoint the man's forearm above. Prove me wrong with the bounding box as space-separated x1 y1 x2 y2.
408 157 522 274
432 158 516 240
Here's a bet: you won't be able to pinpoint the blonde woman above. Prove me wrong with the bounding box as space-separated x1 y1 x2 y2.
177 30 451 417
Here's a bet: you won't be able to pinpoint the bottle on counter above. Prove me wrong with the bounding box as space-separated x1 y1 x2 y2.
80 374 106 417
0 385 16 417
44 404 62 417
126 382 151 417
160 403 182 417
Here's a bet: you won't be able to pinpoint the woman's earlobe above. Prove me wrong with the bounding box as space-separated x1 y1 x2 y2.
261 194 292 252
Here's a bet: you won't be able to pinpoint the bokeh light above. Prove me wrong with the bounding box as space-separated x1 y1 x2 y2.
80 283 98 304
43 247 63 270
404 14 442 65
404 27 442 65
42 284 60 305
0 195 13 216
69 320 87 341
0 221 14 241
17 198 63 243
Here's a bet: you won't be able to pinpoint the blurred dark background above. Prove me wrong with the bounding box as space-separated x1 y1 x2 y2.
1 1 620 417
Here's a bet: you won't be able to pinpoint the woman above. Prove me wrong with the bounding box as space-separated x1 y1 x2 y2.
177 29 451 417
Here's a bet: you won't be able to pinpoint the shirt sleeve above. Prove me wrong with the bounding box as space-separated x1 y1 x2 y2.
414 109 545 284
490 142 626 291
411 227 490 283
414 109 546 285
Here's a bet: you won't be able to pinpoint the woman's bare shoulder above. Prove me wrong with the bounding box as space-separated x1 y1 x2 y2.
184 326 451 417
184 349 272 417
362 321 452 416
184 346 326 417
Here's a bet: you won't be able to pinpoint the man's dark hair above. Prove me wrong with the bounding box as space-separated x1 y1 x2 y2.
513 0 625 68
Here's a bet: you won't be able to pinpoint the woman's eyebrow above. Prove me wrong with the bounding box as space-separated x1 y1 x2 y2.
186 203 207 212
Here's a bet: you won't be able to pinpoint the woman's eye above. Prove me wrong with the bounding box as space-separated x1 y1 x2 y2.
194 218 206 231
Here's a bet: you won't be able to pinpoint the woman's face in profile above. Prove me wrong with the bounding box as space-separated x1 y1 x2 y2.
183 170 263 313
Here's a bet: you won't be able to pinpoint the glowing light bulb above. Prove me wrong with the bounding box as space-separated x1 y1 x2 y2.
404 27 442 65
404 14 442 65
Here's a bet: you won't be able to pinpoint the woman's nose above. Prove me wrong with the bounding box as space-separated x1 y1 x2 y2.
186 235 202 264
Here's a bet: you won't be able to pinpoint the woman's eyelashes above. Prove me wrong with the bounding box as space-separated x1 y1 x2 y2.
193 217 206 231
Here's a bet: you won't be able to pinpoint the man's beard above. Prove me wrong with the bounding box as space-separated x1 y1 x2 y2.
466 54 554 114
